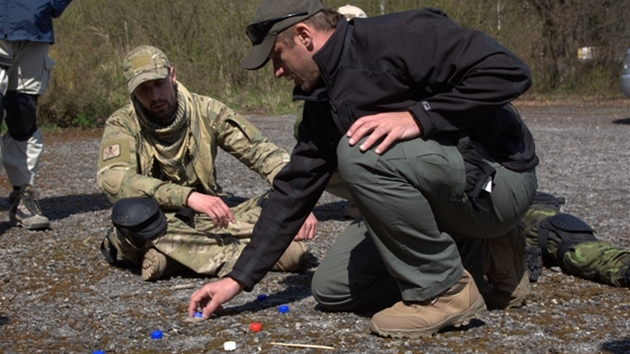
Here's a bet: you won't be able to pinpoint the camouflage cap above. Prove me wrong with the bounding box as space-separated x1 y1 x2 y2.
123 45 171 93
337 5 367 20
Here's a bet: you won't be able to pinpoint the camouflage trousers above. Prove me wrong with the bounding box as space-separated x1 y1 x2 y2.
110 193 265 278
523 205 630 287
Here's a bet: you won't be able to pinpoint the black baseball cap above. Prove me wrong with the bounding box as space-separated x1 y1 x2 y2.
241 0 324 70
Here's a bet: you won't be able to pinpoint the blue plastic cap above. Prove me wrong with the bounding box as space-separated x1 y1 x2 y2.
256 294 268 301
92 351 106 354
278 305 289 313
193 311 203 318
150 329 163 340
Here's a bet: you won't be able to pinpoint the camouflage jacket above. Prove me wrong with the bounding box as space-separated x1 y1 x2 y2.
96 82 289 209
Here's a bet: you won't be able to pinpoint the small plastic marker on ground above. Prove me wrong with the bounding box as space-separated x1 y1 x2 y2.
150 329 163 340
256 294 267 301
224 341 237 351
249 322 262 332
277 305 289 313
92 351 105 354
193 311 203 318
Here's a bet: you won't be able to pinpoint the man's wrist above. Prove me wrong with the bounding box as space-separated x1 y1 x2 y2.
184 189 197 207
225 276 246 291
223 276 245 294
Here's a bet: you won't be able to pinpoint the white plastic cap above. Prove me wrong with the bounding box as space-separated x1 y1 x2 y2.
337 4 367 19
224 341 237 351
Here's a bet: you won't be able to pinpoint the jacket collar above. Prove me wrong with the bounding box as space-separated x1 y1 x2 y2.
292 18 350 101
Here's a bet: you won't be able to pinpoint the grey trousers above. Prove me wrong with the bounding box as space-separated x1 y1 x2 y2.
311 136 537 311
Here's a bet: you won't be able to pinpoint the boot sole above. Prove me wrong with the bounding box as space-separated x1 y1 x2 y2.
142 249 167 281
10 219 50 230
368 296 487 339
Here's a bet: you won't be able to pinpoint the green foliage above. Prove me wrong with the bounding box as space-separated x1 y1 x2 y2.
40 0 630 127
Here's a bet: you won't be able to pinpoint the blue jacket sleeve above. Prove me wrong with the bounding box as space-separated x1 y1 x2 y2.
52 0 73 18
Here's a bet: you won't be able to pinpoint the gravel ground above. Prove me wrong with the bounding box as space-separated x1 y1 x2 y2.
0 101 629 353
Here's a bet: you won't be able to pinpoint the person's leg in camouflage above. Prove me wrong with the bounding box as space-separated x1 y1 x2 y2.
523 203 630 287
104 193 309 280
562 242 630 287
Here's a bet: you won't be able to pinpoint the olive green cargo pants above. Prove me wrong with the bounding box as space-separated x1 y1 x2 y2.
312 136 537 310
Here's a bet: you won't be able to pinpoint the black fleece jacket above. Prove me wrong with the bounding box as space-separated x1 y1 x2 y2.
227 8 538 291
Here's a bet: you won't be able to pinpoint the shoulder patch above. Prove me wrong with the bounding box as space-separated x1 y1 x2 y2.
102 143 121 161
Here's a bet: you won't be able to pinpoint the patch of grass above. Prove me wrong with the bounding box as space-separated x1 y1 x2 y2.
38 0 630 128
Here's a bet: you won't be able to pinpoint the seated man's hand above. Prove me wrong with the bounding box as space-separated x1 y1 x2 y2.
186 191 235 229
346 111 422 155
188 277 244 319
294 212 318 241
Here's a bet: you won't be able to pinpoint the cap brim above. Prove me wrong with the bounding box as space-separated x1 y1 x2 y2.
241 34 276 70
128 67 169 93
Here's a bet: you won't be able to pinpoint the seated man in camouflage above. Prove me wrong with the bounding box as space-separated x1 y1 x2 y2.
97 45 317 281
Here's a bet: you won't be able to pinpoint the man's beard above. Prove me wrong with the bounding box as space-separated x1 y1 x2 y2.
148 83 178 125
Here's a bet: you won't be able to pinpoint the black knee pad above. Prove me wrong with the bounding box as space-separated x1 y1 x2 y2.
537 213 597 264
4 91 39 141
112 197 167 240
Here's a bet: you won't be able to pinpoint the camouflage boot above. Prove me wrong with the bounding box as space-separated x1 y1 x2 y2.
271 241 309 272
483 224 529 309
9 185 49 230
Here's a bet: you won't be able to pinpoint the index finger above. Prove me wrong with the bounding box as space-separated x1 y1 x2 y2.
200 297 224 319
188 291 207 317
346 118 372 143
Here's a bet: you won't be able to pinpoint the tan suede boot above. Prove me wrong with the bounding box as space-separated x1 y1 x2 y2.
271 241 308 272
483 224 530 309
9 185 49 230
141 248 178 281
369 269 486 338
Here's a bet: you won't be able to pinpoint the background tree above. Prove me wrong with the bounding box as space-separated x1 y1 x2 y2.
39 0 630 128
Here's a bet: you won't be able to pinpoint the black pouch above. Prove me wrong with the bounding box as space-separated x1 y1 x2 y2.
175 207 195 228
538 213 597 265
456 135 496 212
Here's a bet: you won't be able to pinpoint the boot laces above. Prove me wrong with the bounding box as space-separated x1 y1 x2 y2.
404 297 438 308
16 187 44 216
